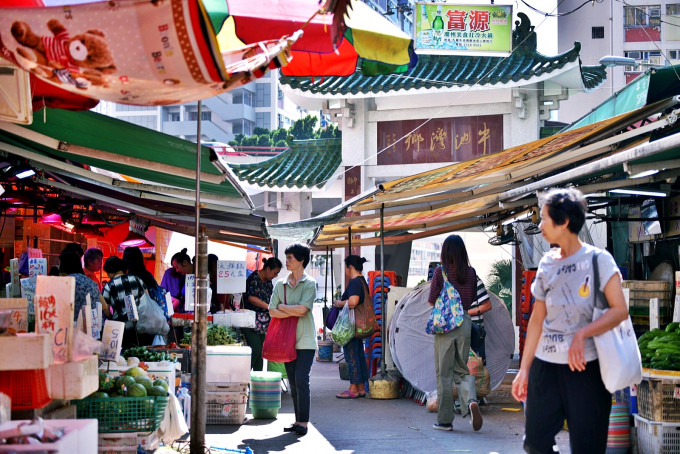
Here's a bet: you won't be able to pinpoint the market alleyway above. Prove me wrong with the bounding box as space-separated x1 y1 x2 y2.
196 355 571 454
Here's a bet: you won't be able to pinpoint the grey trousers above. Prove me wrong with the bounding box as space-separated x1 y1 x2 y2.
434 313 477 425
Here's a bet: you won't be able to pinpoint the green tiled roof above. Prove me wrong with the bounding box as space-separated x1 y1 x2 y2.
229 138 342 190
280 14 606 96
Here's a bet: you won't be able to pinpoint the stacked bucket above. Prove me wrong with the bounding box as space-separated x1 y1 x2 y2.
366 271 397 377
249 371 282 419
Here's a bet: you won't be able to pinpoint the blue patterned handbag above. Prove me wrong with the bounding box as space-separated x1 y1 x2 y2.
426 267 464 334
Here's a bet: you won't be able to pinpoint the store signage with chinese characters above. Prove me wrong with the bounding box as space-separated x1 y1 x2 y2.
414 2 512 56
377 115 503 165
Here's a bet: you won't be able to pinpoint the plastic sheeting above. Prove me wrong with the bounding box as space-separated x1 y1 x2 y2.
389 282 515 395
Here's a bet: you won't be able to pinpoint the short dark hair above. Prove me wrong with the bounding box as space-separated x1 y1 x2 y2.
541 187 586 234
344 255 368 272
59 250 84 275
64 242 84 257
104 256 126 274
285 243 311 268
83 248 103 267
263 257 283 271
171 248 191 265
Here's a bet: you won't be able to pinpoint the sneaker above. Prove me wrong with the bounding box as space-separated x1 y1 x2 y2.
433 423 453 431
469 402 483 431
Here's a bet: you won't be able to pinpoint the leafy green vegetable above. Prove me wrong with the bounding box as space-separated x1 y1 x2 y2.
181 325 240 346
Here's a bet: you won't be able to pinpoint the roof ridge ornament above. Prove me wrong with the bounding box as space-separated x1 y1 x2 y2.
512 12 537 53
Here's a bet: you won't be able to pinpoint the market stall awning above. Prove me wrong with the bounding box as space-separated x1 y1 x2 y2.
295 96 680 248
229 138 342 191
566 65 680 130
0 110 272 247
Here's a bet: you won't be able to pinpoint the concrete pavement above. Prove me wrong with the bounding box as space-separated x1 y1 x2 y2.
200 353 571 454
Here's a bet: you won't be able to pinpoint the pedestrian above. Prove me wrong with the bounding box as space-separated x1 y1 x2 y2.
59 249 109 322
242 257 282 371
83 247 104 291
511 187 628 453
269 243 317 436
333 255 370 399
428 234 485 432
160 248 192 313
102 256 148 349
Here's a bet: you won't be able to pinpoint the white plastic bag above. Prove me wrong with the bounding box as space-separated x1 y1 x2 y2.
137 292 170 336
331 304 355 347
592 253 642 393
157 394 188 444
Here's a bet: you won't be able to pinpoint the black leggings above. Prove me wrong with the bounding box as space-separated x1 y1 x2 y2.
285 349 315 423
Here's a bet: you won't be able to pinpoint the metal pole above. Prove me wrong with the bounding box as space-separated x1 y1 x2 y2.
380 204 386 374
323 246 329 340
348 226 351 253
190 101 207 454
330 248 335 308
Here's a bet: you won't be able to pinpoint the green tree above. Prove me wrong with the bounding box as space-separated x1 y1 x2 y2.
240 135 259 147
289 115 318 140
256 135 273 148
485 259 513 314
316 123 341 139
270 127 290 144
253 127 269 136
228 134 245 147
275 139 288 148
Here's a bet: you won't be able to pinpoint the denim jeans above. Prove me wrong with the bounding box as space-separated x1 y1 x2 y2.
284 349 315 423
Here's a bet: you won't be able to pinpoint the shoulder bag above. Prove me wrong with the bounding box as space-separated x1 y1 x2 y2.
262 285 298 363
592 251 642 393
426 267 464 334
354 278 380 339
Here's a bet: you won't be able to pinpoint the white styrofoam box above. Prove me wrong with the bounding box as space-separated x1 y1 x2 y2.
206 345 251 384
0 333 53 370
212 311 256 328
0 393 8 424
48 355 98 400
0 419 97 453
101 361 177 397
206 382 249 393
98 431 158 453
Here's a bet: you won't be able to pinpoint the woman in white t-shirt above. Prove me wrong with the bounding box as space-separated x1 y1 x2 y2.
511 187 628 454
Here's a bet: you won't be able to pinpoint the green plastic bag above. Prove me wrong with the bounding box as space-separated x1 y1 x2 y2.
331 304 355 347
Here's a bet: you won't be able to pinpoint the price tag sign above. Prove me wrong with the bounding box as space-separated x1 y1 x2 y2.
165 292 174 317
92 300 102 340
9 258 20 297
19 278 36 315
0 298 28 332
184 274 195 312
101 320 125 362
124 295 139 321
28 258 47 278
216 260 247 294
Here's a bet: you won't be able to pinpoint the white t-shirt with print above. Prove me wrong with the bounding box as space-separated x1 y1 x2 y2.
531 243 621 365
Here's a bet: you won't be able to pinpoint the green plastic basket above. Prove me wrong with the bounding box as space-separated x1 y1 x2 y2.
74 395 169 433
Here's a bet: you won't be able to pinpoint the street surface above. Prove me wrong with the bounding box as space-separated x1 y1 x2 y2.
198 354 571 453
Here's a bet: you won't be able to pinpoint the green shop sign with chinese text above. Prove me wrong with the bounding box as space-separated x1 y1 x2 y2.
414 2 512 56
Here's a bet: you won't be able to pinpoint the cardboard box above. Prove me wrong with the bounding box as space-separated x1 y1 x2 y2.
98 431 158 453
0 333 53 370
0 418 97 453
48 355 98 400
206 345 251 383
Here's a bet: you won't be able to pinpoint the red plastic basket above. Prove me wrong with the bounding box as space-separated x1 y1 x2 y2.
0 369 51 410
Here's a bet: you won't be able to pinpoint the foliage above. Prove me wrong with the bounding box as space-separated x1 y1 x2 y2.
228 115 339 149
317 123 341 139
181 325 240 346
288 115 318 140
485 259 513 314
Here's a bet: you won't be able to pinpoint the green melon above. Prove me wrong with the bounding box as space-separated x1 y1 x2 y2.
125 366 146 378
126 383 148 397
90 391 109 398
119 375 136 391
153 379 168 391
136 377 154 390
98 371 114 392
147 385 167 397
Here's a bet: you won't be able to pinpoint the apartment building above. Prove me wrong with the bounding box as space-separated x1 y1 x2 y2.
558 0 679 123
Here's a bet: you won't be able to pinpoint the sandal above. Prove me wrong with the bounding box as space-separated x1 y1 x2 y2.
358 393 367 398
336 390 359 399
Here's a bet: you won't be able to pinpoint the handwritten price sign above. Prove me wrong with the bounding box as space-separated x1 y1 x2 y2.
184 274 195 312
101 320 125 362
216 260 246 294
0 298 28 332
28 258 47 278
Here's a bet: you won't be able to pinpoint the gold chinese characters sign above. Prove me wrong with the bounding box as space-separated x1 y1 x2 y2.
377 115 503 165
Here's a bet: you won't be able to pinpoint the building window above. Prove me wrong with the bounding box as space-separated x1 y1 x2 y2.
592 26 605 39
670 49 680 59
121 115 157 130
233 91 243 104
256 84 271 107
624 50 662 69
256 112 271 130
668 4 680 15
115 104 156 112
624 5 660 27
201 111 211 121
243 91 253 106
168 112 180 122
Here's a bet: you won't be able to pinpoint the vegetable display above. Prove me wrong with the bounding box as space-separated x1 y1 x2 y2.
638 323 680 370
121 346 171 362
181 325 240 346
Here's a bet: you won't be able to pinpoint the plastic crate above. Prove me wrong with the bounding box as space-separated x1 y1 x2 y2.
0 369 51 410
638 378 680 422
205 390 248 425
634 414 680 454
74 395 169 433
